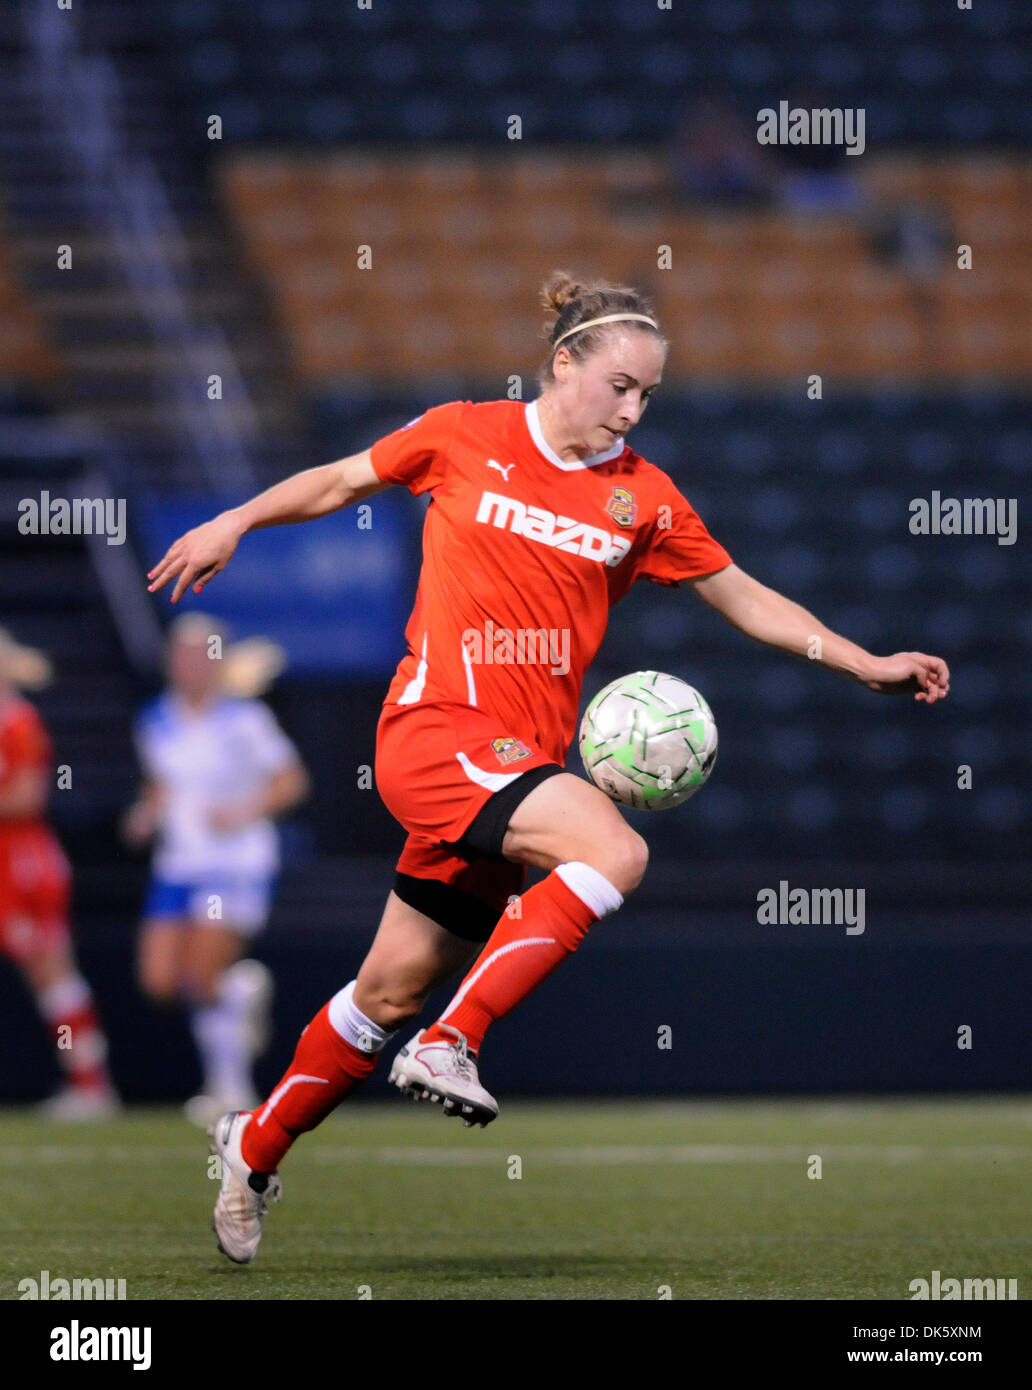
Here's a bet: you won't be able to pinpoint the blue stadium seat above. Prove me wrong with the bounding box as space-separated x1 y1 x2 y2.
852 488 898 534
994 430 1032 472
879 785 930 830
787 785 839 830
859 727 913 772
749 486 801 532
950 727 1003 770
768 726 819 772
274 42 331 85
957 550 1008 591
865 545 921 589
257 0 311 31
302 97 357 141
816 430 868 474
693 784 749 832
367 41 423 87
427 0 480 33
168 0 218 35
723 429 778 475
186 39 238 84
974 786 1025 830
461 41 516 88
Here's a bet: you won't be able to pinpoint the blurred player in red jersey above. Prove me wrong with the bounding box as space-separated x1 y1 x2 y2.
0 629 118 1119
148 272 950 1261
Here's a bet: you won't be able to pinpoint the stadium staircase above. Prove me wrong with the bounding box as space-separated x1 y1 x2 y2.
0 1 319 492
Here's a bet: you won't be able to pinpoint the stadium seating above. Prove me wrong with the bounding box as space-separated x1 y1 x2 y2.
155 0 1032 146
218 151 1032 382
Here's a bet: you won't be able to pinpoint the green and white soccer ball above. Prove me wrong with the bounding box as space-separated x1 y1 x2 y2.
579 670 718 811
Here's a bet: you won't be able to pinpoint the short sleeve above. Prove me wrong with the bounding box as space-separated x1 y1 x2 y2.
635 476 732 588
239 702 300 779
369 400 465 497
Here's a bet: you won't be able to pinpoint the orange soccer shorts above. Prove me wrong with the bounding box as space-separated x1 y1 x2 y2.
374 699 563 942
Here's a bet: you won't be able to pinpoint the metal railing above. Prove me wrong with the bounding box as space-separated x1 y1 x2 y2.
25 0 258 495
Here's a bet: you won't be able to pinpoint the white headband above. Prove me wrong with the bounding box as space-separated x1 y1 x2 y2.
552 312 659 350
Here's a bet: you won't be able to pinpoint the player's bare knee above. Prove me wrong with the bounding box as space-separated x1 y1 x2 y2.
586 829 648 898
354 976 425 1030
615 829 649 895
366 992 423 1030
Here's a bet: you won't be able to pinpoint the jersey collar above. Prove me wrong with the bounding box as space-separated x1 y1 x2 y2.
524 398 626 471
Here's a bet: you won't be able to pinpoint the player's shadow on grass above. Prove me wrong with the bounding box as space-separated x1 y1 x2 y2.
208 1251 665 1288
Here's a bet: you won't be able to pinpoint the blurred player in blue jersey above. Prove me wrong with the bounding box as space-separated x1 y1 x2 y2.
123 615 308 1125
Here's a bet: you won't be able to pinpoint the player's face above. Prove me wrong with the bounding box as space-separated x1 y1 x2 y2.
557 331 665 453
167 636 219 701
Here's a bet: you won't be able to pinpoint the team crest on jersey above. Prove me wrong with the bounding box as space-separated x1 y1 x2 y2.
606 486 637 528
491 736 533 765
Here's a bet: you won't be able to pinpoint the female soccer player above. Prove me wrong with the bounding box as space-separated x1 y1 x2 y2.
0 628 118 1118
123 614 309 1126
147 273 949 1262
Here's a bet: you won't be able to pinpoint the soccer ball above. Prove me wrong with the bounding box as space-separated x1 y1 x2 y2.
578 670 718 811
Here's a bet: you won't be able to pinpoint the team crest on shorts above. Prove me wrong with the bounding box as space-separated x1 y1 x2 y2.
491 736 533 765
606 486 637 528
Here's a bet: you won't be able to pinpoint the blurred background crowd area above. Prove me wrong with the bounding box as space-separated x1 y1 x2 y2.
0 1 1028 1098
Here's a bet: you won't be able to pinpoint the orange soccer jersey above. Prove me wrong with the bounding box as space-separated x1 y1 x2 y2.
0 697 70 957
370 397 732 766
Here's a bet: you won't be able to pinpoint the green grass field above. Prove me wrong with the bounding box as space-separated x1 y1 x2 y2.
2 1098 1030 1300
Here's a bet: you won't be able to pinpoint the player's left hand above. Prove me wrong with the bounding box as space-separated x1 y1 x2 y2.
862 652 950 702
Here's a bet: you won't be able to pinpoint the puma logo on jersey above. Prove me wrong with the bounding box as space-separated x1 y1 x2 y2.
486 459 515 481
475 490 632 567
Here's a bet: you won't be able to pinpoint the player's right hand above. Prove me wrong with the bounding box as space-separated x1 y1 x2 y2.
147 512 245 604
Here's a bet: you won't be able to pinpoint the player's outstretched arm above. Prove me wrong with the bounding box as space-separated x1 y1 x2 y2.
147 449 388 604
690 563 950 703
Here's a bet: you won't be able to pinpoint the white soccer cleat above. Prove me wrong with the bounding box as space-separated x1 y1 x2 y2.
209 1110 282 1264
37 1085 121 1122
388 1025 499 1128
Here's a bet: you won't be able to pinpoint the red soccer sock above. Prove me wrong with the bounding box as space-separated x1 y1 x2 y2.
420 862 623 1056
241 1002 378 1173
40 976 112 1092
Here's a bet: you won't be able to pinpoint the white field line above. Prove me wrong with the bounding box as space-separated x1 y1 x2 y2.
2 1144 1029 1167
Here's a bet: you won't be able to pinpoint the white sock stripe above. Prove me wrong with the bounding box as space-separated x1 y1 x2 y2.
556 862 624 918
256 1073 328 1125
62 1030 108 1070
440 937 558 1020
38 975 92 1021
327 980 395 1053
